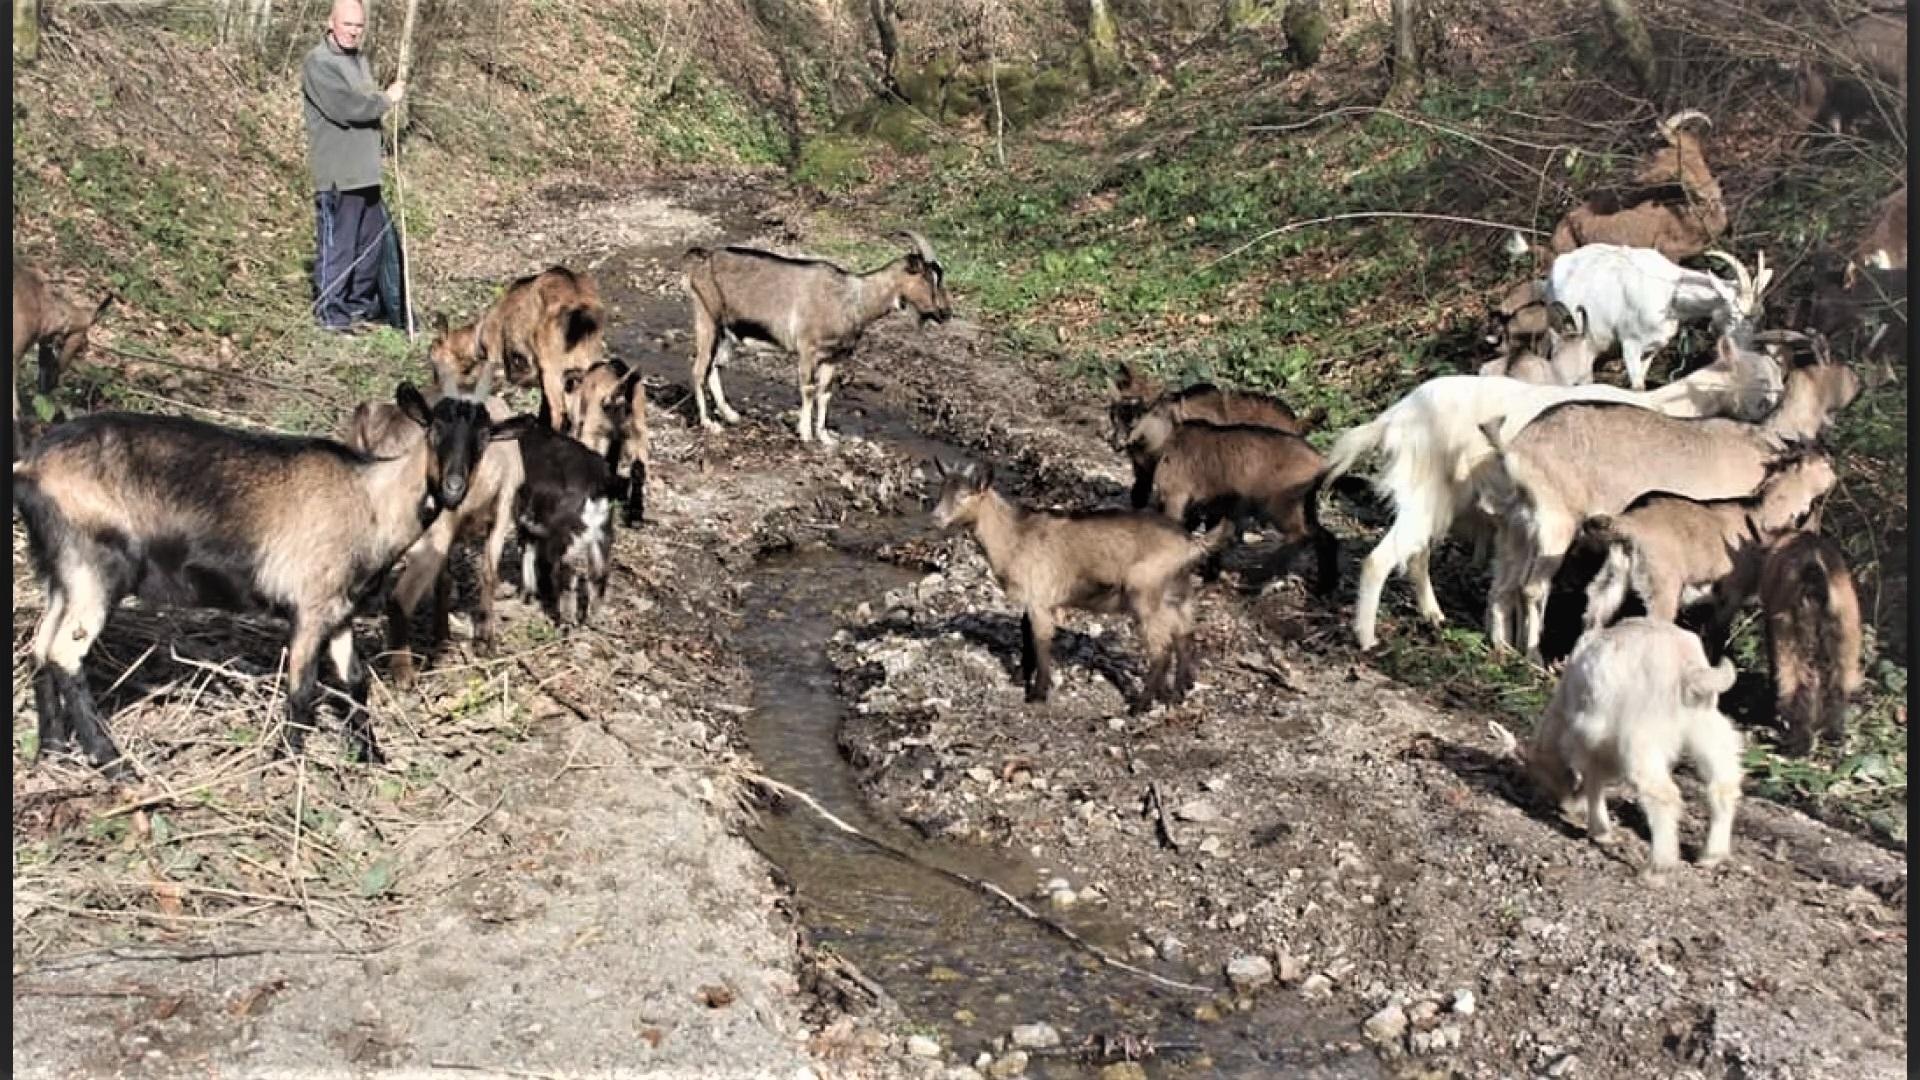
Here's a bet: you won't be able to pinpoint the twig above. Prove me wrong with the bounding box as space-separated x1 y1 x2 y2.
428 1063 560 1080
1203 212 1548 271
96 344 338 402
1148 782 1181 852
746 772 1214 995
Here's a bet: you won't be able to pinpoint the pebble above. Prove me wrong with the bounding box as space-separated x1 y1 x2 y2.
1451 988 1477 1016
1198 835 1223 855
1277 953 1304 984
1009 1023 1060 1050
1177 799 1222 823
1363 1003 1408 1045
908 1035 942 1058
1156 935 1187 964
1226 955 1275 992
986 1050 1029 1078
1049 889 1078 909
1410 1023 1464 1055
1409 1000 1440 1027
1300 973 1334 998
1546 1054 1580 1077
974 1052 993 1070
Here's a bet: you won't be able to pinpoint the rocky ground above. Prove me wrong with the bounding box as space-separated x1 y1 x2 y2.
11 178 1909 1080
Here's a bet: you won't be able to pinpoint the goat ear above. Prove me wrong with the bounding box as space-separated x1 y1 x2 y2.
1546 302 1576 334
489 414 539 442
1114 363 1136 392
974 463 995 491
395 383 433 425
431 311 450 335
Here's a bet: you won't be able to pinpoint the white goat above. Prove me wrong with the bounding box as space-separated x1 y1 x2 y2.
1324 339 1783 651
1494 618 1742 874
1545 244 1770 390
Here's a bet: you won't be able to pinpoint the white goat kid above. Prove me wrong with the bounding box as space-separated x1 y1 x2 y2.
1545 244 1771 391
1495 618 1742 875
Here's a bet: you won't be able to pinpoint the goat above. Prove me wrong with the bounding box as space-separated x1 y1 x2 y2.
1128 415 1337 594
503 420 616 629
683 231 952 444
1759 532 1866 755
1853 184 1908 274
930 460 1229 707
1579 451 1836 649
1483 279 1552 360
345 391 525 688
426 315 486 391
563 357 649 526
1478 339 1860 659
1544 244 1770 391
1548 111 1727 264
460 267 607 432
1800 258 1907 374
1324 335 1784 651
1481 303 1598 386
13 382 507 772
1478 353 1559 384
13 268 112 459
1794 10 1906 136
1108 363 1303 506
1494 618 1742 874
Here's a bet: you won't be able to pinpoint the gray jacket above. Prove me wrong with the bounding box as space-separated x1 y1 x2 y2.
301 37 390 193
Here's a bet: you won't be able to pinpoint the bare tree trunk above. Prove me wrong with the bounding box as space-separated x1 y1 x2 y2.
869 0 900 92
13 0 38 63
988 52 1006 167
1388 0 1419 99
1085 0 1120 87
1599 0 1659 95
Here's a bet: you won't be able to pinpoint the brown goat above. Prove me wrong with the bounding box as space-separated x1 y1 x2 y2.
469 267 608 432
1107 362 1302 506
563 357 649 526
931 460 1229 708
345 394 525 687
683 231 951 444
12 268 112 459
1483 279 1552 359
1128 415 1338 595
1759 532 1865 755
426 316 487 391
1549 111 1726 263
1795 10 1906 136
1852 184 1908 274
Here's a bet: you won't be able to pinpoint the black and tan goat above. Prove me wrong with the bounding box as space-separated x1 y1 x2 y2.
1125 415 1338 594
683 231 952 444
931 460 1228 707
1578 451 1837 650
345 393 525 687
1106 363 1302 504
506 421 617 629
563 357 649 526
1759 532 1865 756
13 268 112 459
14 383 507 772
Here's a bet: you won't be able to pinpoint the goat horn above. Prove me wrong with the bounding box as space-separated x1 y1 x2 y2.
896 229 938 264
1657 109 1711 140
1702 249 1754 302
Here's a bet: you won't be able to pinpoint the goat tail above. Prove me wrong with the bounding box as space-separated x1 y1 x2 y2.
1684 657 1739 708
1487 720 1522 761
1323 415 1388 484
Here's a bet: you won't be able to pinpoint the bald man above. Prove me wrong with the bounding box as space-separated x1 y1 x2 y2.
301 0 405 333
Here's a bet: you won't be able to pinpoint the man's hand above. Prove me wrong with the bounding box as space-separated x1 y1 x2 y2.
384 80 407 104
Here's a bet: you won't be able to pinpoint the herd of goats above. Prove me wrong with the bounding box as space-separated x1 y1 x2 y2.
8 97 1907 877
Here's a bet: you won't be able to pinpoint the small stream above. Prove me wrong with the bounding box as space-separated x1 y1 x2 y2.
602 235 1378 1076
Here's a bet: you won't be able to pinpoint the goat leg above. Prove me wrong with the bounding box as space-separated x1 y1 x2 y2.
622 460 646 527
279 618 329 758
328 626 384 765
383 593 419 689
1023 609 1056 704
33 667 70 756
708 337 742 425
813 360 840 446
41 576 125 775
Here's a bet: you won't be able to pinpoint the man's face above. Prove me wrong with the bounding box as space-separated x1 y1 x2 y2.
328 3 366 51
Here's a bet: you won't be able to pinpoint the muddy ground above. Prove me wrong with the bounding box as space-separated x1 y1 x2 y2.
11 179 1909 1080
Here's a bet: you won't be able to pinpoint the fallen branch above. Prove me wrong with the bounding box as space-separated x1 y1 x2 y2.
1203 212 1548 271
1147 781 1181 852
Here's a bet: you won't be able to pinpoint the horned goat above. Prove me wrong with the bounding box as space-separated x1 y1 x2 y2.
13 268 112 459
1107 363 1303 507
931 460 1229 708
345 390 525 688
1548 111 1727 264
1479 339 1860 659
1128 415 1338 594
1323 336 1784 651
14 383 506 772
1794 10 1906 136
1494 618 1742 874
1579 451 1836 647
1759 532 1866 755
683 231 952 444
1544 244 1770 391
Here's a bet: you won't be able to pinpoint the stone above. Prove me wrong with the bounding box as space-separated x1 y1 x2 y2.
1300 973 1334 998
1100 1065 1148 1080
1226 955 1275 992
1277 953 1304 985
1156 935 1187 964
986 1050 1029 1078
1451 989 1477 1016
1363 1004 1408 1045
1176 799 1221 823
908 1035 942 1058
1009 1023 1060 1050
1546 1054 1580 1077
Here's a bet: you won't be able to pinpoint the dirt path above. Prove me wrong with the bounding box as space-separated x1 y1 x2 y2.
12 180 1908 1080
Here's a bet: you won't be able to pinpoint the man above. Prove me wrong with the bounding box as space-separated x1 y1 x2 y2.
302 0 405 333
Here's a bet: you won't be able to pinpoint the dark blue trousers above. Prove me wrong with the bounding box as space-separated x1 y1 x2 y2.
314 186 389 328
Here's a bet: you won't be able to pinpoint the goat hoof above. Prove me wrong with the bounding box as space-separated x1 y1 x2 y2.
1696 851 1729 869
701 418 724 433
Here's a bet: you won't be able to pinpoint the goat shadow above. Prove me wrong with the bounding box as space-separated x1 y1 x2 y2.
845 608 1164 713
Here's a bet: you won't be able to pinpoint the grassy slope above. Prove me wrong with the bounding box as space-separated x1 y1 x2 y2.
805 8 1908 843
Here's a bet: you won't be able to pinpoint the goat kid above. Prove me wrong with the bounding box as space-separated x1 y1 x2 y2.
684 230 951 444
1494 617 1742 875
1128 415 1337 594
14 383 506 772
1580 451 1836 648
1794 10 1906 136
931 460 1228 708
13 268 113 458
1108 364 1303 506
563 357 649 526
1760 532 1866 756
499 419 617 629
